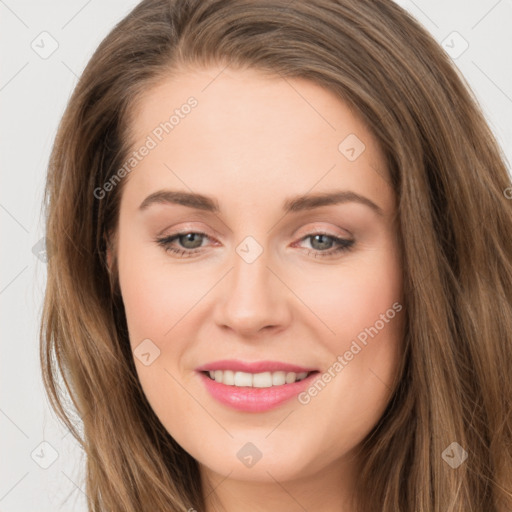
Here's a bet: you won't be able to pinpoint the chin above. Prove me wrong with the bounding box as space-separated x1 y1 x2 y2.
194 439 322 483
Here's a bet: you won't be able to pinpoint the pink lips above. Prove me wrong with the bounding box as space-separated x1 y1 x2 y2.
195 359 316 373
195 359 319 412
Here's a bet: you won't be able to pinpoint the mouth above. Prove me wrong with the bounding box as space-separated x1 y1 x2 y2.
201 369 318 387
196 362 321 412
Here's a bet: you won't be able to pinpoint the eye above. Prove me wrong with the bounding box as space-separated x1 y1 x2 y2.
295 233 355 258
155 231 212 258
155 231 355 259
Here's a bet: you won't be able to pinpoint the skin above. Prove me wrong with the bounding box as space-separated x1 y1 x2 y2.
107 65 405 512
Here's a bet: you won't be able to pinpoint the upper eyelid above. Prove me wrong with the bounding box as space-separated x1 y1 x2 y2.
161 220 351 239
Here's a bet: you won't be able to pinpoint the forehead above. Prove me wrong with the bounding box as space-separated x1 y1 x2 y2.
129 65 375 149
121 65 393 215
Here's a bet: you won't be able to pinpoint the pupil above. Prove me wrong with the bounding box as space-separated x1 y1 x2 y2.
181 233 202 249
311 234 332 250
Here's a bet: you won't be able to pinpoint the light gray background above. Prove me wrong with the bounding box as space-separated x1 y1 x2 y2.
1 1 511 510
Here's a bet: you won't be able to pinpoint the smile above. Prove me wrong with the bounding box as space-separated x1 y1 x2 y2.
196 364 320 412
203 370 312 387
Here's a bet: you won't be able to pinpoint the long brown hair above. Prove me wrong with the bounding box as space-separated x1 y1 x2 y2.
40 0 512 510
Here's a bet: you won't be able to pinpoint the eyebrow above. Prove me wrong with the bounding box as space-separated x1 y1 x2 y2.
138 189 384 216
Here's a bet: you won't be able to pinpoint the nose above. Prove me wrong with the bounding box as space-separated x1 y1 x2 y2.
213 244 292 336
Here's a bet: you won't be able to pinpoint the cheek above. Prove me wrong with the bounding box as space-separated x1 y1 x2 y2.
116 239 202 432
117 234 203 347
292 243 404 427
290 244 403 351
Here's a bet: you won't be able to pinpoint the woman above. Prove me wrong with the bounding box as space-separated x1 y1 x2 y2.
40 0 512 510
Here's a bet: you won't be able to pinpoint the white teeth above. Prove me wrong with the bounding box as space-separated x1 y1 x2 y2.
252 371 272 388
223 369 235 385
207 370 311 387
234 371 253 387
285 372 296 384
272 371 286 386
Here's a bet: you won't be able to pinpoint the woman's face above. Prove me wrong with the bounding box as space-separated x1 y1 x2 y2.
110 65 404 488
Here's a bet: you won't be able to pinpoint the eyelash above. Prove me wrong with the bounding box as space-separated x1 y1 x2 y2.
155 231 355 259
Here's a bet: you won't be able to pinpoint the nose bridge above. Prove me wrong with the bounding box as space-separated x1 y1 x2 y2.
230 238 274 307
233 242 270 293
214 236 290 333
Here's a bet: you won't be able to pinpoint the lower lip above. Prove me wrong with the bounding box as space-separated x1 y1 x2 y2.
197 371 319 412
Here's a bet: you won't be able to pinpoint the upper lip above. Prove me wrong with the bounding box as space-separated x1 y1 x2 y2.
195 359 318 373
